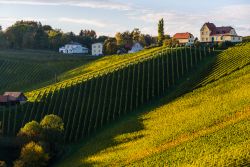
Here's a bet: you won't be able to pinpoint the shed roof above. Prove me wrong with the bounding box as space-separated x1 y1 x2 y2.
3 92 23 98
0 95 8 102
173 32 193 39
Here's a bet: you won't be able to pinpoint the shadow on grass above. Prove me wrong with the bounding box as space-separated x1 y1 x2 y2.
54 52 223 167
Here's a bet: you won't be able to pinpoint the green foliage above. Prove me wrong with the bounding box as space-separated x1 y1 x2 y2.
163 38 179 47
18 121 42 141
14 142 49 167
243 36 250 43
103 38 118 55
158 18 165 46
0 161 7 167
40 114 64 143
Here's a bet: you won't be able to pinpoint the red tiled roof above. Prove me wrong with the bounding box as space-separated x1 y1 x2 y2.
173 32 193 39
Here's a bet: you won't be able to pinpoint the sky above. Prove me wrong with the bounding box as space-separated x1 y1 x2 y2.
0 0 250 38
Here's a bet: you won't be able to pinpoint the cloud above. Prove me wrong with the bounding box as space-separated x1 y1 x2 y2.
0 17 48 29
0 0 132 10
58 17 107 27
128 4 250 37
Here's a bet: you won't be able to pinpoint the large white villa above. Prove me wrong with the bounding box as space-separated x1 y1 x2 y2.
173 32 194 46
59 42 89 54
92 43 103 56
200 22 242 43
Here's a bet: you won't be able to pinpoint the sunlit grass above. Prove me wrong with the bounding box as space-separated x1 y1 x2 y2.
54 65 250 167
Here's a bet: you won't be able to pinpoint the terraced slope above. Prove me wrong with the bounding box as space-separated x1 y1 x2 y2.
0 46 211 142
25 46 165 100
54 55 250 167
0 50 95 93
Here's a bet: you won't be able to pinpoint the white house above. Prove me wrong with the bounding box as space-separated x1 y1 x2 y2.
200 22 242 43
173 32 194 46
128 42 143 53
92 43 103 56
59 42 89 54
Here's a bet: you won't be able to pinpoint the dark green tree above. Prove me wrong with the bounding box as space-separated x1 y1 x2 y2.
158 18 165 46
18 121 42 142
103 38 118 55
14 142 49 167
40 114 64 143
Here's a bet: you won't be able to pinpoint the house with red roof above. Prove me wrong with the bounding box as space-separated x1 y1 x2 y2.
173 32 194 46
200 22 242 43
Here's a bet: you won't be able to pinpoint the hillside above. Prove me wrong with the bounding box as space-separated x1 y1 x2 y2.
0 45 213 143
54 47 250 166
0 50 96 94
25 46 164 100
1 43 250 145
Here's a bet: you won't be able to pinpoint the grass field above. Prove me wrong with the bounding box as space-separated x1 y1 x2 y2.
0 49 97 94
54 64 250 167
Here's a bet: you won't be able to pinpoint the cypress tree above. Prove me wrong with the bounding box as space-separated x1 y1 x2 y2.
158 18 165 46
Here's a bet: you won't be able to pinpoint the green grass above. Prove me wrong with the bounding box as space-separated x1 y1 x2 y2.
0 49 97 94
25 46 165 99
3 46 209 142
53 49 250 166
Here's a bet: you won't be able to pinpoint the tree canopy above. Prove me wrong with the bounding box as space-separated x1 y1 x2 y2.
14 142 49 167
158 18 165 46
18 120 42 141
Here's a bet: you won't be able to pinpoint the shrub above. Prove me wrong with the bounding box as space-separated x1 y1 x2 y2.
40 114 64 143
0 161 6 167
18 121 42 141
14 142 49 167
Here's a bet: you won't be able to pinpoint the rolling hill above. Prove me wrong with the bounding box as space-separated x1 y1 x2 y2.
0 49 97 94
0 43 249 166
0 45 212 143
54 43 250 166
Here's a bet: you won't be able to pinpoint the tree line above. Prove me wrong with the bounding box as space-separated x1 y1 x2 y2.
0 19 223 54
0 21 108 50
0 20 162 54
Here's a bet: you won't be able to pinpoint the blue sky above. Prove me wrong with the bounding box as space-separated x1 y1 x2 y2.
0 0 249 38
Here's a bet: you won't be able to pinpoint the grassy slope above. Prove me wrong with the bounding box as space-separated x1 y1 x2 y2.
25 47 164 100
0 50 97 93
54 57 250 165
0 47 162 95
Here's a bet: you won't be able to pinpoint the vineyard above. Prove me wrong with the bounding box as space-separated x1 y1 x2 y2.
0 43 249 145
54 44 250 167
0 50 95 93
0 46 212 142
